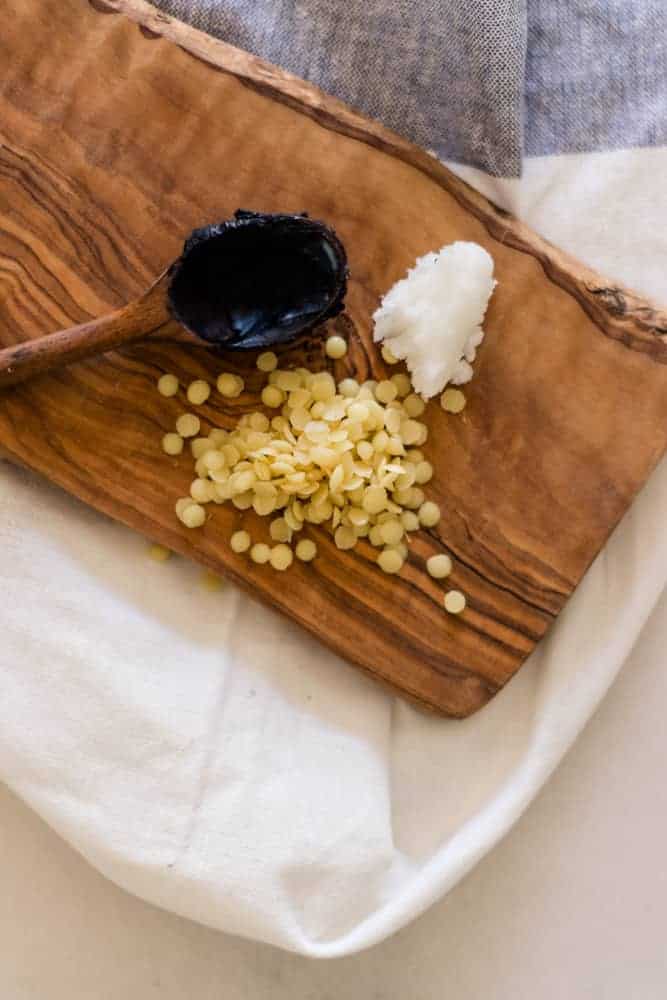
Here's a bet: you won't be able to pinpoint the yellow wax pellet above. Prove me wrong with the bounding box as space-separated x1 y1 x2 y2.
403 394 425 418
269 543 294 571
426 554 452 579
418 501 441 527
230 530 251 553
381 343 399 365
257 351 278 372
369 525 384 547
269 517 291 543
157 373 179 397
189 478 213 503
401 510 420 532
261 385 285 408
441 388 466 413
175 413 200 438
181 503 206 528
414 461 433 484
190 437 210 459
147 543 171 562
295 538 317 561
401 419 424 445
202 449 225 471
444 590 466 614
217 373 244 397
175 497 194 518
390 373 412 398
338 378 359 398
375 380 398 404
379 519 404 545
250 543 271 564
348 401 370 423
334 525 357 550
356 440 374 462
325 334 348 359
273 370 302 392
208 428 228 445
378 548 403 574
186 379 211 406
362 485 387 515
162 433 184 456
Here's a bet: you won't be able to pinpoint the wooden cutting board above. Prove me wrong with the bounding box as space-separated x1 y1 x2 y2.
1 0 666 717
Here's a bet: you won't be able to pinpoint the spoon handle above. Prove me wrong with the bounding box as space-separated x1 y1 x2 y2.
0 285 170 389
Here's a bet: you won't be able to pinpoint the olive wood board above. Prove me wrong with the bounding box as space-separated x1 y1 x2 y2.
0 0 666 718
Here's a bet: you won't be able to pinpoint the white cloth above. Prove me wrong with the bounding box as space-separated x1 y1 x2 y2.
1 145 665 957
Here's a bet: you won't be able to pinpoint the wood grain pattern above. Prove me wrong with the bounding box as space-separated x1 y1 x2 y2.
0 0 666 716
0 275 169 386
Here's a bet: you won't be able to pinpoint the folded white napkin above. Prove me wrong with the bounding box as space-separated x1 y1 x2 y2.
1 145 665 956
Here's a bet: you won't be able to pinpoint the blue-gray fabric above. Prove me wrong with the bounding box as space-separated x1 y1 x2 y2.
152 0 667 176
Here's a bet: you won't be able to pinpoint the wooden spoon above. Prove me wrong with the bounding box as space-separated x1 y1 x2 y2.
0 211 348 389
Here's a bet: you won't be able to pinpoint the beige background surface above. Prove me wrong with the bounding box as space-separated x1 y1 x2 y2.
1 587 665 999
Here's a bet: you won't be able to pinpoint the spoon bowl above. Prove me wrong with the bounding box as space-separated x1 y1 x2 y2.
0 211 348 389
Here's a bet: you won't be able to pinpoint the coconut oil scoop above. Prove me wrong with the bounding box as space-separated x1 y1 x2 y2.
0 210 348 389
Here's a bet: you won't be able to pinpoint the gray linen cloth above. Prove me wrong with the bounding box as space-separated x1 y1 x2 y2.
151 0 666 177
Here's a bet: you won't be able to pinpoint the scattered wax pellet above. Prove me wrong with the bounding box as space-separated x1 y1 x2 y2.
427 553 452 579
401 510 420 532
274 370 302 392
157 373 179 397
325 334 348 359
390 372 412 398
257 351 278 372
162 432 184 455
270 543 294 571
175 497 195 518
296 538 317 561
334 525 357 550
441 388 466 413
147 543 171 562
230 530 251 553
202 450 225 471
186 380 211 406
375 380 398 404
190 437 210 459
249 412 270 432
362 485 387 515
379 519 404 545
444 590 466 614
369 525 384 547
190 478 214 503
261 385 285 408
414 461 433 484
250 543 271 564
217 373 244 397
381 344 399 365
418 501 441 527
181 503 206 528
270 517 291 543
401 419 424 445
378 548 403 574
338 378 359 398
200 570 224 591
356 440 374 462
176 413 201 438
403 394 425 418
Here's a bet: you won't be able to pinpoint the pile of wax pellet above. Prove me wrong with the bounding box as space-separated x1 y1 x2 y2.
157 337 468 612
